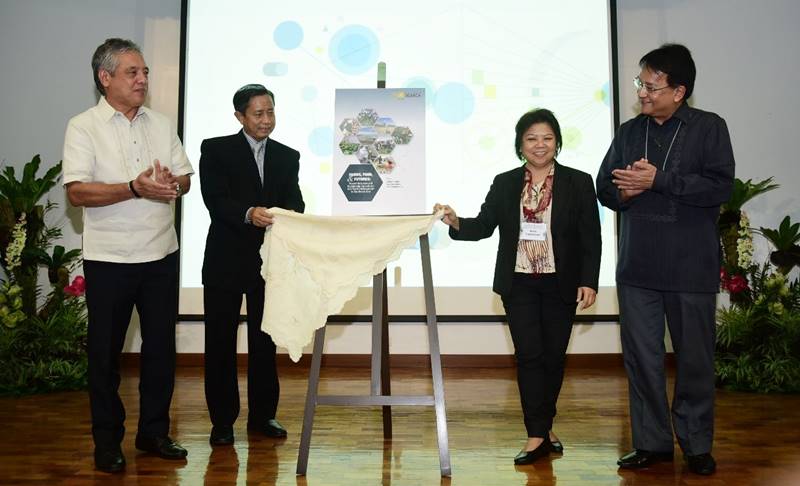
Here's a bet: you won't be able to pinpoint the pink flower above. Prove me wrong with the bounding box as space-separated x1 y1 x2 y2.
64 275 86 297
71 276 86 293
725 274 748 294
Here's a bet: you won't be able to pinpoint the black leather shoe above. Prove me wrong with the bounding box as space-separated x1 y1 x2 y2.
135 435 188 460
617 449 673 469
513 437 551 465
210 425 234 446
549 439 564 453
94 447 125 473
248 419 287 438
687 453 716 475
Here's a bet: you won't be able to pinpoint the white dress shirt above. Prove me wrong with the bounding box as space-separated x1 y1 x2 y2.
62 97 194 263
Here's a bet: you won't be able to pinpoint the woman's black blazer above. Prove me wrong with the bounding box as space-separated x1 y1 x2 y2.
449 162 601 302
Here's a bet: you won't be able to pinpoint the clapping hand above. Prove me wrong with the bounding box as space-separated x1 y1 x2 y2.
131 160 179 202
612 159 655 200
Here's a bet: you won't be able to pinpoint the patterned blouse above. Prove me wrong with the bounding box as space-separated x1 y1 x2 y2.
514 164 556 274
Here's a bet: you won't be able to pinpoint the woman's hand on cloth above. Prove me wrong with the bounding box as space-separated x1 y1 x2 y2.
576 286 596 310
433 203 459 230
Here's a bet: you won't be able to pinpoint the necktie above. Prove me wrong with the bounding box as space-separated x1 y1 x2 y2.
255 142 265 183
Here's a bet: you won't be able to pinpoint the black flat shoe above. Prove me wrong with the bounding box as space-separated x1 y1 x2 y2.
549 439 564 453
617 449 673 469
513 437 551 465
135 435 188 460
247 418 287 438
210 425 234 446
687 453 716 475
94 447 125 473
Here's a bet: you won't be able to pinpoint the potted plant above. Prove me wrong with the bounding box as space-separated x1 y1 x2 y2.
0 155 88 395
716 177 800 393
760 216 800 275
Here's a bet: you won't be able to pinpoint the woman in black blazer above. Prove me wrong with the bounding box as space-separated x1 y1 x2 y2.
435 108 601 464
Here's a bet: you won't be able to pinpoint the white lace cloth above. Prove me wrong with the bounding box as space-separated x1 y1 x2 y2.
260 208 442 362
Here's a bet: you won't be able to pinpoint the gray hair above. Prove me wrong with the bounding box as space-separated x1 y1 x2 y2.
91 38 142 95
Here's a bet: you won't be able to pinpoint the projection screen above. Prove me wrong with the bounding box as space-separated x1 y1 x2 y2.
180 0 619 317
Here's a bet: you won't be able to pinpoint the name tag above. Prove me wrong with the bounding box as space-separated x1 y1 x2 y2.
520 222 547 241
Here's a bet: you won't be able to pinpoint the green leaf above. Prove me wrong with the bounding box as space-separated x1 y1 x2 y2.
760 216 800 250
721 177 779 213
21 154 41 186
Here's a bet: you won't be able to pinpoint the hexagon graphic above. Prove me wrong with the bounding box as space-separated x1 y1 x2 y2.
374 155 396 174
338 135 360 155
357 108 379 126
338 163 383 202
356 144 378 164
374 136 396 155
392 126 413 144
375 117 395 134
356 126 378 144
339 117 360 135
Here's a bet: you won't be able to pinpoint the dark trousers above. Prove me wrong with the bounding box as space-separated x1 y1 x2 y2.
204 279 279 427
502 273 577 437
618 284 716 455
83 252 178 449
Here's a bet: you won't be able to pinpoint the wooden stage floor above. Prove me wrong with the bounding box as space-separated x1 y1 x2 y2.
1 362 799 485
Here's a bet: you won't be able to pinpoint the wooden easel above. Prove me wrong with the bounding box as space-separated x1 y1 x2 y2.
296 63 451 477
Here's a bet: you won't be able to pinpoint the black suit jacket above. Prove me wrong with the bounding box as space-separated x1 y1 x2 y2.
450 162 601 302
200 130 304 291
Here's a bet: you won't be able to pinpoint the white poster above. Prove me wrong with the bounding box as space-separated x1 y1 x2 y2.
332 88 426 215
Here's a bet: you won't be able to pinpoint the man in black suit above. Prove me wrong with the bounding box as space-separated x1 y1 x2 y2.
200 84 304 446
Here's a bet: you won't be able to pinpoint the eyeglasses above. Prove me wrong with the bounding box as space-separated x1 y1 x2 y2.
633 76 671 94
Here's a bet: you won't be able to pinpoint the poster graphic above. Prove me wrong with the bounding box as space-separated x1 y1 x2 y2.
332 88 426 215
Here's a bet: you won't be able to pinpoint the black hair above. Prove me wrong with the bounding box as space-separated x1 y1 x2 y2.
514 108 562 160
233 84 275 114
639 43 696 100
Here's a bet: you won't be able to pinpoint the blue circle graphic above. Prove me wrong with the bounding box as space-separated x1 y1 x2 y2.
411 225 444 250
434 82 475 124
329 25 380 75
404 77 436 106
308 126 333 157
274 21 303 50
302 85 318 101
262 62 288 76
